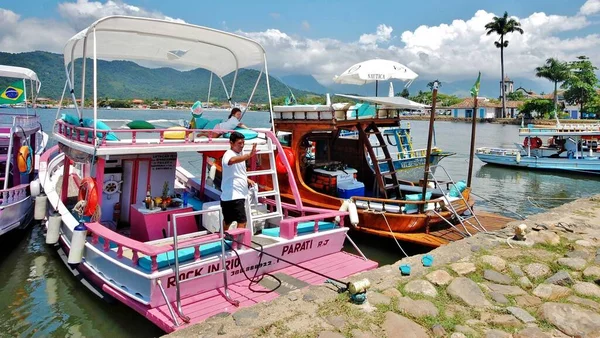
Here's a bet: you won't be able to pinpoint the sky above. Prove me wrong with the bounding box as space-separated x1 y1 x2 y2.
1 0 600 86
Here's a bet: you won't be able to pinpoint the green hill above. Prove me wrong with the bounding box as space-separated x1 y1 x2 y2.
0 51 311 103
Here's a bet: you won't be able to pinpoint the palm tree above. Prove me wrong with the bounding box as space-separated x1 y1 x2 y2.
535 58 570 115
485 11 524 118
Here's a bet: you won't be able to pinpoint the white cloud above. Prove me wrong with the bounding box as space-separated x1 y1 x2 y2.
57 0 185 30
0 8 75 53
580 0 600 15
359 24 393 45
301 20 310 31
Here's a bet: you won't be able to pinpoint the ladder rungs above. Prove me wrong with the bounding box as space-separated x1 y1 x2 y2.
366 131 381 135
252 211 282 222
256 190 277 198
247 169 276 177
255 150 273 155
372 144 385 148
385 183 400 190
377 158 392 162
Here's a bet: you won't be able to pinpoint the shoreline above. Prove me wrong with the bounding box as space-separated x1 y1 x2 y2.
400 115 600 126
165 196 600 337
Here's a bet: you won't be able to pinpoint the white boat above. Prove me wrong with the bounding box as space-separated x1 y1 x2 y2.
39 16 377 333
0 65 48 236
476 123 600 172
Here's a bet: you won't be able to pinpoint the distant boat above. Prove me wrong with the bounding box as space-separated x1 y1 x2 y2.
477 123 600 172
106 106 112 110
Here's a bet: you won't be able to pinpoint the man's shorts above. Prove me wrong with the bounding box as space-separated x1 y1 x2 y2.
220 199 247 224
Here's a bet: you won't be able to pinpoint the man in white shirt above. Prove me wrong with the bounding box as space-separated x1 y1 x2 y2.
221 131 257 229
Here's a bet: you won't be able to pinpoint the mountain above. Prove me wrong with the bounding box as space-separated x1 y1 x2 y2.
0 51 313 102
279 74 330 94
279 72 554 99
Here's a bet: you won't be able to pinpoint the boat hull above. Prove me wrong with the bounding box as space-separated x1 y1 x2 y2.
0 196 33 236
476 153 600 172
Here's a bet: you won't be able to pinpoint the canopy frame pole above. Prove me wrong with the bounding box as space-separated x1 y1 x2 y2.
219 77 232 107
93 28 98 149
241 67 264 119
263 53 274 131
80 37 88 115
207 72 213 107
23 79 29 115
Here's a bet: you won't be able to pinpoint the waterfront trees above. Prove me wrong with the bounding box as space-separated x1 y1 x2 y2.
561 56 599 113
485 11 524 118
535 58 571 114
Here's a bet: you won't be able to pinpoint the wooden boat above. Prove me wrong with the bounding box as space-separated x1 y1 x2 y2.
0 65 48 236
213 100 478 248
39 16 377 333
477 123 600 172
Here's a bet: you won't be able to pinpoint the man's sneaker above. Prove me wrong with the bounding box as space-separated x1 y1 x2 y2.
229 221 238 229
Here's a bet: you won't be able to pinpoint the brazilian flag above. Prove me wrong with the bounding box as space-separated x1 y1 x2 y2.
0 81 25 104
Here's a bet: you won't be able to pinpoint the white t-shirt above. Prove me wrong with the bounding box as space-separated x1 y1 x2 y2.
217 116 240 131
221 149 248 201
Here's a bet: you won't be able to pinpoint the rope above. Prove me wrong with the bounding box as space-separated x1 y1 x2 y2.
223 232 349 287
470 191 526 220
362 208 410 258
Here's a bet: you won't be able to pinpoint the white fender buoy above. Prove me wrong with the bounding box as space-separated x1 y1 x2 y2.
516 152 521 164
335 199 350 223
427 182 435 189
208 164 217 181
31 179 41 197
67 221 87 265
46 210 62 245
34 192 48 221
348 201 359 226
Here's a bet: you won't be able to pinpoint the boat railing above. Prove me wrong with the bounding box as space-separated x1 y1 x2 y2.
0 184 29 206
475 147 520 156
350 194 448 214
273 105 401 123
0 115 40 130
54 120 266 147
84 221 251 273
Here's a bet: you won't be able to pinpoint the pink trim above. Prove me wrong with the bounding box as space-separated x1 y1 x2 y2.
39 145 59 165
95 158 105 209
85 221 251 272
61 158 71 204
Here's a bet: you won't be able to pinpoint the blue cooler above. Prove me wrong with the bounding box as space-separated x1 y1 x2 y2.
337 180 365 198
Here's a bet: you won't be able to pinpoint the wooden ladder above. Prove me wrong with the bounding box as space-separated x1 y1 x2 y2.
357 122 402 199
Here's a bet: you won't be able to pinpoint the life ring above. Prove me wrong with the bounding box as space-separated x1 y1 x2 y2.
275 147 295 174
17 145 33 174
78 177 99 216
523 137 542 149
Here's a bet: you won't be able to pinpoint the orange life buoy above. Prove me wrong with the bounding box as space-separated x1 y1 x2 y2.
275 147 295 174
524 137 542 149
17 145 32 173
78 177 99 216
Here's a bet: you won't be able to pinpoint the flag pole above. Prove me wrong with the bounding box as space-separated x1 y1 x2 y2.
467 72 481 188
420 81 438 212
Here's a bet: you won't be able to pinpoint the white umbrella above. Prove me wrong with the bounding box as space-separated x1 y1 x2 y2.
333 59 418 96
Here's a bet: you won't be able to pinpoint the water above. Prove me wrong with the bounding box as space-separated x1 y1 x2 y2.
3 109 599 337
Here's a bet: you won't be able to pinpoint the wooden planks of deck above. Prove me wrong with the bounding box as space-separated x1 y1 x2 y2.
146 251 377 332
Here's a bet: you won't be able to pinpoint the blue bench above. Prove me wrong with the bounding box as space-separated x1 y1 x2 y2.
138 240 231 272
262 221 337 238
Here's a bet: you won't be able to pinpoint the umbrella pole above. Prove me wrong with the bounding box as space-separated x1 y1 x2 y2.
420 83 438 212
375 80 378 97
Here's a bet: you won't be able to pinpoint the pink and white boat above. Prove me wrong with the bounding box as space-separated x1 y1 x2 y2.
39 16 377 333
0 65 48 237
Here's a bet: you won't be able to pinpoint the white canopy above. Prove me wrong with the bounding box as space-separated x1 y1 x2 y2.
333 59 418 85
336 94 428 110
63 16 267 77
0 65 41 93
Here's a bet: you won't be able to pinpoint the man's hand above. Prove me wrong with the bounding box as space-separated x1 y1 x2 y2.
250 143 257 157
248 179 256 187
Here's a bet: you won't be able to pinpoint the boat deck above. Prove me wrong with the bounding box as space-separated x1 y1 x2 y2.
357 211 514 248
103 251 377 333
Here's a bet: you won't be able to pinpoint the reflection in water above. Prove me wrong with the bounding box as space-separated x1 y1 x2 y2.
0 226 162 338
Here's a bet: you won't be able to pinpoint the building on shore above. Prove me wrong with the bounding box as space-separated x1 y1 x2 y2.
446 97 523 119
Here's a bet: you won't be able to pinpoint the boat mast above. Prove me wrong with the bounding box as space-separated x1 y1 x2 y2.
467 96 478 187
207 72 212 107
420 81 439 211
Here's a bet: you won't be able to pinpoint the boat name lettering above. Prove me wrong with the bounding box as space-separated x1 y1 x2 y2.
400 158 425 169
282 239 314 256
166 258 241 288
